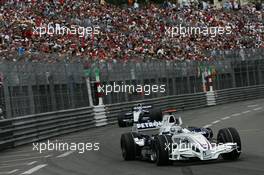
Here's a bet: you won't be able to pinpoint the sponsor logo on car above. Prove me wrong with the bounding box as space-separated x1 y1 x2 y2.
136 121 162 129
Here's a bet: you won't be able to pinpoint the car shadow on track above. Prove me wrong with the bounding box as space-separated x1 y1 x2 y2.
136 157 244 167
171 158 244 167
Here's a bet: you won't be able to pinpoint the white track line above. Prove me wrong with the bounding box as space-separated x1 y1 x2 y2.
44 154 52 158
221 116 230 120
27 161 37 166
8 169 19 174
203 124 212 128
231 113 241 117
247 104 259 108
21 164 47 175
0 169 19 174
242 110 251 114
212 120 220 124
57 151 75 158
253 107 263 111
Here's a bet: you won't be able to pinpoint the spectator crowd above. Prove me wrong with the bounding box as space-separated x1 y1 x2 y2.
0 0 263 62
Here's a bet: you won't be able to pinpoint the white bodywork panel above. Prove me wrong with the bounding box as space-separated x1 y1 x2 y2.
169 132 238 160
132 112 239 161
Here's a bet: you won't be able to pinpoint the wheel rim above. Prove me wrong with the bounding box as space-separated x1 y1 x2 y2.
156 148 160 163
150 150 157 162
121 143 126 158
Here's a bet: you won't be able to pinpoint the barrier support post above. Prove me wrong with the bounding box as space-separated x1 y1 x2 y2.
95 68 103 106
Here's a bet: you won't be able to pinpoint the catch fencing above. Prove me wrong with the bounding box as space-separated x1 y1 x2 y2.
0 48 264 118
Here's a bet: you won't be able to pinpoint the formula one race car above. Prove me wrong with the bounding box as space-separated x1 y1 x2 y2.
118 104 162 127
120 109 241 166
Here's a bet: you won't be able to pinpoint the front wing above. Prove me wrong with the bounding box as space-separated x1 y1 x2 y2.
169 142 239 161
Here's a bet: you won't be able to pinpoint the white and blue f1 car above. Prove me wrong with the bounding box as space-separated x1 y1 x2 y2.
118 104 162 127
120 108 241 166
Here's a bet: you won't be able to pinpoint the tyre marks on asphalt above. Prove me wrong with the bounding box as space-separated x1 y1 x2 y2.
181 167 194 175
0 148 73 175
0 127 105 175
0 155 51 164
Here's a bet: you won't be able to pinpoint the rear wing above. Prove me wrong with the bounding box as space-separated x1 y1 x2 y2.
162 109 177 115
132 105 152 111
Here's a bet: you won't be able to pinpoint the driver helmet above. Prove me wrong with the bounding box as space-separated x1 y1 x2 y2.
170 125 183 133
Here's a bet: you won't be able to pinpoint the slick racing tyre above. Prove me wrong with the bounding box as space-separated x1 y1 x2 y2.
205 127 213 139
120 132 139 160
217 127 241 160
118 115 126 127
153 135 172 166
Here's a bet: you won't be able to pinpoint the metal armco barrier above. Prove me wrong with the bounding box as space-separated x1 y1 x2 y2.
215 85 264 104
1 85 264 150
0 120 13 149
105 92 207 124
0 107 95 150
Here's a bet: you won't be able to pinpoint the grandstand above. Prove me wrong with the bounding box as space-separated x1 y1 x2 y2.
0 0 263 63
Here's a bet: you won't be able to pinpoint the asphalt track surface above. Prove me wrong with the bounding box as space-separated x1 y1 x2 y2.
0 98 264 175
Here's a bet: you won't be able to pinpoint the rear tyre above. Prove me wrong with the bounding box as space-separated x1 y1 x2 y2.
154 135 172 166
205 127 213 139
118 115 126 127
120 133 137 160
217 127 241 160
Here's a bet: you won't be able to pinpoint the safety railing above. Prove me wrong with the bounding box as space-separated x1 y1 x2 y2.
215 85 264 104
0 106 94 150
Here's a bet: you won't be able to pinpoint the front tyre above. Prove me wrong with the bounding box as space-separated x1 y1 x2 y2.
120 133 137 160
154 135 172 166
217 127 241 160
